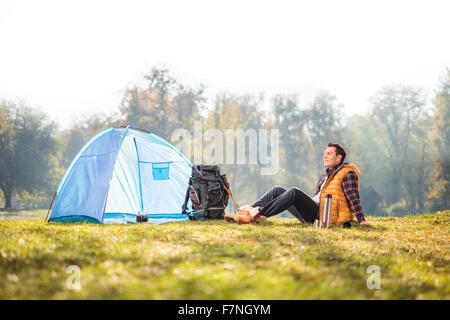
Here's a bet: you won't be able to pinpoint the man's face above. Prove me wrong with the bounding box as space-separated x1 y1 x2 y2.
323 146 342 168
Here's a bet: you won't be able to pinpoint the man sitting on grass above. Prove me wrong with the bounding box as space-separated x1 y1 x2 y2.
239 143 371 226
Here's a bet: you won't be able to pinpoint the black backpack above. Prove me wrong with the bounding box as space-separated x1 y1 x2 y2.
181 165 230 220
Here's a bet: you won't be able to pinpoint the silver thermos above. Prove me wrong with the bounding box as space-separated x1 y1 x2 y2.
315 194 332 228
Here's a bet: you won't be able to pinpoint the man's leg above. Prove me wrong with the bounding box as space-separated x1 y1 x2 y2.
251 186 287 208
287 205 306 223
258 187 318 223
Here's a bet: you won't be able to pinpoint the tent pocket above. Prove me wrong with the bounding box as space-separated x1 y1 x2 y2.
152 163 170 180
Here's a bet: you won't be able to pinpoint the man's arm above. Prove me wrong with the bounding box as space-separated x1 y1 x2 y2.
341 171 367 224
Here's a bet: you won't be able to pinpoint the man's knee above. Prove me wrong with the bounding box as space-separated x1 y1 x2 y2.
272 186 286 196
287 187 302 196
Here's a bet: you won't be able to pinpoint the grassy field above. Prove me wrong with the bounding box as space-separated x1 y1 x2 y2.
0 210 448 299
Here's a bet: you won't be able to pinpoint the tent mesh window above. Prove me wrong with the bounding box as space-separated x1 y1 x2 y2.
152 162 170 180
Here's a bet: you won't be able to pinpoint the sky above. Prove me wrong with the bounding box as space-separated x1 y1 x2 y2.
1 0 449 129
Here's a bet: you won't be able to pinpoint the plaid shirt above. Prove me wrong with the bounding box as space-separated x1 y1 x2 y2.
313 163 366 223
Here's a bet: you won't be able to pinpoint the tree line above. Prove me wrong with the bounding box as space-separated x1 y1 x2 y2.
0 67 449 216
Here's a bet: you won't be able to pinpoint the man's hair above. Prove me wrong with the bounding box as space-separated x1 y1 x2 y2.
328 142 346 164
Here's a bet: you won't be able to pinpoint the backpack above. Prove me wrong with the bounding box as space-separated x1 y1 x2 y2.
181 165 230 220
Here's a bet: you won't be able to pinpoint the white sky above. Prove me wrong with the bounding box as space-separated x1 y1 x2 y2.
1 0 449 129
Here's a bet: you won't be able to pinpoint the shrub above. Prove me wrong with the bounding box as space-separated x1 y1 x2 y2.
387 202 410 217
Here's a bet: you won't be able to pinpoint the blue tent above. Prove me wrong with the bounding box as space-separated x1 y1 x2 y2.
47 127 192 224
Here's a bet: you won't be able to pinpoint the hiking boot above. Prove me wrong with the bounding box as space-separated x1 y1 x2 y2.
234 214 252 224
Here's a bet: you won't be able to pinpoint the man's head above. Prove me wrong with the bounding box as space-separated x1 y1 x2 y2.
323 143 347 168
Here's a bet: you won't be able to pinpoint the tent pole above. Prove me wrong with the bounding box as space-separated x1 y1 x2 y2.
133 137 144 214
100 127 129 223
45 192 57 223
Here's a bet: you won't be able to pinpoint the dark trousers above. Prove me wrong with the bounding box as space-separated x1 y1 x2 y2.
251 186 319 223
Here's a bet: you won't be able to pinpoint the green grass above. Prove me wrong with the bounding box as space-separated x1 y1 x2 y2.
0 211 448 299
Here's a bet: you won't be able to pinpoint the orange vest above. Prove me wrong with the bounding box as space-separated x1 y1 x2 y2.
318 164 360 224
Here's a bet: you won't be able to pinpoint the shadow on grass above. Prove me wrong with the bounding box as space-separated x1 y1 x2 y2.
208 218 390 232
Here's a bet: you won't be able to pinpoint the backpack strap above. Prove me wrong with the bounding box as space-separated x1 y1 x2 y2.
198 165 210 217
216 172 236 209
181 177 192 216
201 178 209 215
